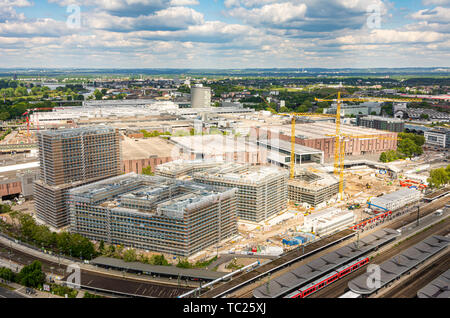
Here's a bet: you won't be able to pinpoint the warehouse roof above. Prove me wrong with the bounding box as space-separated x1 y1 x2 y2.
348 235 450 295
417 269 450 298
91 256 226 281
253 228 399 298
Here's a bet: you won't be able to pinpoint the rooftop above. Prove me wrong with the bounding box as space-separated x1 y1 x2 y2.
38 126 116 138
68 173 236 219
121 136 175 159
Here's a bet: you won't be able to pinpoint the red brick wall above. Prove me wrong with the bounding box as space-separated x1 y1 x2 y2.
0 181 22 197
122 157 173 174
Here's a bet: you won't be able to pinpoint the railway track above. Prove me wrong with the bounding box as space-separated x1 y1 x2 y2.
199 229 356 298
209 196 449 299
378 251 449 298
309 217 449 298
0 241 192 298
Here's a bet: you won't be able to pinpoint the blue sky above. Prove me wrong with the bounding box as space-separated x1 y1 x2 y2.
0 0 449 68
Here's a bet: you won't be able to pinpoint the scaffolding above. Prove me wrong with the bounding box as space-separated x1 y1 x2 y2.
193 164 288 222
68 173 238 257
288 171 341 207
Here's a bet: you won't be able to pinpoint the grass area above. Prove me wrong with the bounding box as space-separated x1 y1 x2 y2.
50 284 78 298
83 291 104 298
0 282 15 290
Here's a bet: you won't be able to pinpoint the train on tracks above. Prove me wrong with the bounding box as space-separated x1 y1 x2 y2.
350 210 393 231
282 257 370 299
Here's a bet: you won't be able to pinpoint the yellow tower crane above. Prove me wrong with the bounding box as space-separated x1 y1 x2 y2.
279 93 421 200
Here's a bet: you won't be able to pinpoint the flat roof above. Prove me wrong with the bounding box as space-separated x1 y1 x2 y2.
121 136 175 159
348 235 450 295
253 228 399 298
261 122 396 140
91 256 226 281
258 139 324 155
170 135 260 155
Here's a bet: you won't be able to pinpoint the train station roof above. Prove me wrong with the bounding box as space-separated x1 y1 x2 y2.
417 269 450 298
91 256 226 281
253 228 399 298
348 235 450 295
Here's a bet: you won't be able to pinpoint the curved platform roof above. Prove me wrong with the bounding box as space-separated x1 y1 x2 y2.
253 228 399 298
417 268 450 299
349 235 450 295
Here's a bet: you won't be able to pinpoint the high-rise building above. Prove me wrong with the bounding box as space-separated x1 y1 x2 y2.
191 85 211 108
34 127 121 228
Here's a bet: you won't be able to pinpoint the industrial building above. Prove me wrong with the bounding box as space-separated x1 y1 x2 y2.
257 122 398 160
302 207 355 236
368 188 421 212
68 173 238 257
193 163 288 222
121 136 175 174
424 127 450 149
191 85 211 108
324 102 381 116
34 127 121 228
257 138 324 166
357 115 405 133
169 135 267 164
288 171 340 207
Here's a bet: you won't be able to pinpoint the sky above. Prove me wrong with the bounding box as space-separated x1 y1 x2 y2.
0 0 449 69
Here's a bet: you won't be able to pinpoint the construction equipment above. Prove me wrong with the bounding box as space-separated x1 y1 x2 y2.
275 92 421 200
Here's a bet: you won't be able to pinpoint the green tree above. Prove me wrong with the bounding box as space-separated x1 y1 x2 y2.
150 254 169 266
93 89 103 100
142 166 154 175
427 167 449 189
16 261 46 288
123 249 137 262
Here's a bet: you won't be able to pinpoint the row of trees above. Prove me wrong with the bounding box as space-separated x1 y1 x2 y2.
17 214 97 260
0 261 46 288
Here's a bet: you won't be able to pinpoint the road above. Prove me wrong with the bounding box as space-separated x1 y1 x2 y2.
0 286 25 298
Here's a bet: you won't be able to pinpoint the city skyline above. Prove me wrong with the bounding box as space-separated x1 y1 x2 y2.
0 0 449 69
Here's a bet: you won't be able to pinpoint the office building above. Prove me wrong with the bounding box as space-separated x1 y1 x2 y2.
34 127 121 228
424 128 450 149
68 173 237 257
357 115 405 132
193 163 288 222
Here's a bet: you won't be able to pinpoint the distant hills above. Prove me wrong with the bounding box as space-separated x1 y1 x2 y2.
0 67 449 78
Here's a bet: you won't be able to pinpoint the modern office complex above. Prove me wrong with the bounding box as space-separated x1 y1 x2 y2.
424 127 450 149
357 115 405 133
34 127 121 228
68 173 238 256
193 163 288 222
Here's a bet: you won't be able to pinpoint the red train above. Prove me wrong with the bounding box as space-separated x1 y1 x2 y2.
351 210 392 231
285 257 370 298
